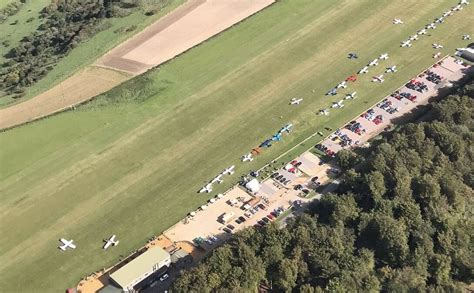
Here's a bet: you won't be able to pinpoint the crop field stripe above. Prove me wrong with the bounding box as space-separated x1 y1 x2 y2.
0 0 472 291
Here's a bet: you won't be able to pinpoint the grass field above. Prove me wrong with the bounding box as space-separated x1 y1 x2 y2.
0 0 472 291
0 0 185 107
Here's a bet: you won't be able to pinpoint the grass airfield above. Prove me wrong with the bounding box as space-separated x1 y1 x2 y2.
0 0 472 291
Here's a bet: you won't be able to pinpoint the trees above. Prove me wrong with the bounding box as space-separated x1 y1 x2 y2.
171 80 474 292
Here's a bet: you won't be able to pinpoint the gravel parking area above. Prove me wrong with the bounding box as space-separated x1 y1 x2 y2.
319 56 470 156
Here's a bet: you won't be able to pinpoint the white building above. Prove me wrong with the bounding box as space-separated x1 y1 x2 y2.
109 247 171 292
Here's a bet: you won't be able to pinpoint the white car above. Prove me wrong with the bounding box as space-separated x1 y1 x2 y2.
160 273 169 282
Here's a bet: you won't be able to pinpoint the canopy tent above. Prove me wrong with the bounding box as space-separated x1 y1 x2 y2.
245 179 260 193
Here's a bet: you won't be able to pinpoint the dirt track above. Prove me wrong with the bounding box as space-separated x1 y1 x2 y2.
0 0 275 130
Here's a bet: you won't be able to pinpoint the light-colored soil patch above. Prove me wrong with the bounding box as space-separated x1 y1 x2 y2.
0 66 129 130
99 0 275 74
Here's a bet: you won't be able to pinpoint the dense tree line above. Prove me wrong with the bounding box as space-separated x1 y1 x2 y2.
172 80 474 292
0 0 147 98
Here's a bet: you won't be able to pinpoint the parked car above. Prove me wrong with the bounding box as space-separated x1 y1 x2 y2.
159 274 169 282
262 217 270 223
238 216 246 222
267 214 275 220
258 203 266 210
227 224 235 230
223 227 232 233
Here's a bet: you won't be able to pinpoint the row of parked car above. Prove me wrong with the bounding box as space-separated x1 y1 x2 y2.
254 206 286 229
271 172 292 186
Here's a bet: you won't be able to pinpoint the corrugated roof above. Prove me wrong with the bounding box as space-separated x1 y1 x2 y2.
110 247 170 289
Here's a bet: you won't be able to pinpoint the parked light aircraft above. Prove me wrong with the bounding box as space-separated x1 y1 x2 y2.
418 29 427 35
199 183 213 193
281 123 293 133
426 23 436 29
463 34 471 40
401 40 412 48
326 88 337 95
103 235 119 250
386 65 397 73
460 0 469 5
332 100 344 109
336 81 347 89
358 66 369 74
432 43 443 49
242 154 253 162
345 92 357 100
452 4 463 11
319 109 330 116
222 165 235 175
59 238 76 251
212 174 223 184
435 17 444 24
368 59 379 66
372 75 385 83
290 98 303 105
393 18 403 24
379 53 389 60
409 34 419 41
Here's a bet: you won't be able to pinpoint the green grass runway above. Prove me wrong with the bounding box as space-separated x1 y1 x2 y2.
0 0 472 291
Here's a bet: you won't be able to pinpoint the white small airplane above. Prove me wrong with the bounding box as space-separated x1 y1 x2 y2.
401 40 412 48
372 75 385 83
418 29 427 35
379 53 389 60
386 65 397 73
368 59 379 66
319 109 330 116
358 66 369 74
336 81 347 89
222 165 235 175
242 154 253 162
409 34 419 41
199 183 213 193
290 98 303 105
103 235 119 250
426 23 437 30
345 92 357 100
442 11 453 17
332 100 344 109
211 174 223 184
393 18 403 24
463 34 471 40
460 0 469 5
59 238 76 251
452 4 463 11
433 52 442 59
432 43 443 49
434 17 444 24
